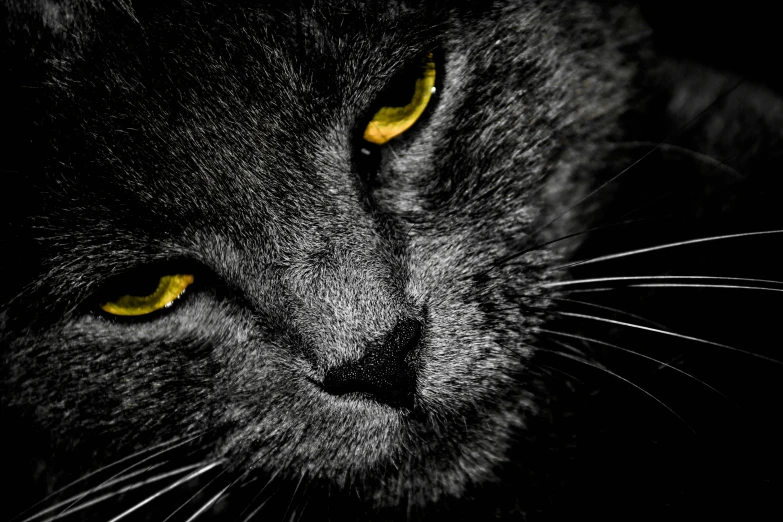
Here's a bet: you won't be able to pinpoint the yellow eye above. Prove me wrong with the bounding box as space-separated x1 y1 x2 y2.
100 274 194 316
363 54 436 145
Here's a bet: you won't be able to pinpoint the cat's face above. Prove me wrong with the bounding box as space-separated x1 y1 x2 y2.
3 1 782 520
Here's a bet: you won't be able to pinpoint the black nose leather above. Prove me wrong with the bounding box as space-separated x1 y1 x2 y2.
323 319 421 409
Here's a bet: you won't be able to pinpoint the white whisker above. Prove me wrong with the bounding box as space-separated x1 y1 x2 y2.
292 488 314 522
555 283 783 294
558 287 615 293
161 469 229 522
559 312 783 365
608 140 744 179
544 275 783 288
469 218 651 282
530 79 743 238
241 498 271 522
540 342 694 433
106 460 224 522
554 230 783 270
538 328 733 402
23 463 168 522
13 435 200 522
282 471 307 522
527 361 585 384
548 297 670 330
35 463 209 522
610 283 783 292
183 478 240 522
237 469 282 522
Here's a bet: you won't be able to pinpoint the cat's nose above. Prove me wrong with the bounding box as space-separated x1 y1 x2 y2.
322 318 421 409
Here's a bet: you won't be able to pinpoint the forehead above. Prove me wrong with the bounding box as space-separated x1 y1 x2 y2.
43 1 438 68
23 5 437 196
6 1 453 284
54 1 438 111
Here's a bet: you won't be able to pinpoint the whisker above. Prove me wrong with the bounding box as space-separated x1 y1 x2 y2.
543 275 783 288
105 460 224 522
12 435 201 522
528 79 744 238
543 337 583 357
537 328 734 403
526 360 586 385
89 461 171 488
536 341 695 433
52 434 210 518
288 477 315 522
554 230 783 270
477 147 753 285
33 463 210 522
292 489 314 522
239 495 273 522
161 469 229 522
554 284 783 294
471 218 652 281
593 283 783 292
607 141 745 179
548 297 670 330
25 461 171 522
236 469 282 522
558 312 783 366
557 288 615 293
282 471 307 522
183 477 241 522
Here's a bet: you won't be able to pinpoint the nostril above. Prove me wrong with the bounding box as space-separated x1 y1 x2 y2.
323 318 422 409
386 318 422 360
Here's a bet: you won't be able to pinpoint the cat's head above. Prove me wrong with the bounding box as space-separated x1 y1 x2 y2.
1 0 639 510
10 1 783 520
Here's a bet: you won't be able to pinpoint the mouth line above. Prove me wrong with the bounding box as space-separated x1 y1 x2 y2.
307 377 416 415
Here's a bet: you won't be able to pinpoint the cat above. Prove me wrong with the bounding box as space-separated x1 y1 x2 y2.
2 0 782 520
